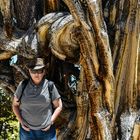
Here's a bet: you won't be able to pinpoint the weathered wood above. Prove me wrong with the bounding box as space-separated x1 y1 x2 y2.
0 0 139 139
74 27 112 139
44 0 60 14
0 50 13 60
0 0 12 37
12 0 36 30
132 122 140 140
74 67 89 140
113 0 139 118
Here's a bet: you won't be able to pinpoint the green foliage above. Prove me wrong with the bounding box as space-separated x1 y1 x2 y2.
0 88 19 140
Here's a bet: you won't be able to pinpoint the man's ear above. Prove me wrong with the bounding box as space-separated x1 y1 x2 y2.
43 69 46 74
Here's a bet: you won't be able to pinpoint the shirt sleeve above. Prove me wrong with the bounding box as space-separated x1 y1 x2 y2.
14 81 23 100
51 83 61 101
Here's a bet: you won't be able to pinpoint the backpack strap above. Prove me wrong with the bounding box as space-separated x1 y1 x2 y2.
18 79 29 102
48 81 53 101
48 81 55 111
18 79 53 102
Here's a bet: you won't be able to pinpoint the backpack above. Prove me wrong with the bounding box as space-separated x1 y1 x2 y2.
18 79 53 102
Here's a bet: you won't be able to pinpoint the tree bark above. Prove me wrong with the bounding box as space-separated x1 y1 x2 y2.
0 0 139 139
12 0 36 30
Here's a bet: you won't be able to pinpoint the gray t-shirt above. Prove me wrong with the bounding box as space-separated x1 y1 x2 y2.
14 79 60 130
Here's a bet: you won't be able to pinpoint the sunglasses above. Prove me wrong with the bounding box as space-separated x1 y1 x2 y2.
30 69 44 74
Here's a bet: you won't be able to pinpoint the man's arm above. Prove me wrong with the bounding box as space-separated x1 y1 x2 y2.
12 96 30 131
51 98 63 124
41 98 62 131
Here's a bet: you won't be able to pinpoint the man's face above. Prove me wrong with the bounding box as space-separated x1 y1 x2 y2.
29 68 45 84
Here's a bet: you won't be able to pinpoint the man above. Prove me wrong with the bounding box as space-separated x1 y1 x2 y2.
12 58 62 140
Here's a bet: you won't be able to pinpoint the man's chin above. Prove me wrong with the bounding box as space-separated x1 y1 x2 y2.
33 79 41 84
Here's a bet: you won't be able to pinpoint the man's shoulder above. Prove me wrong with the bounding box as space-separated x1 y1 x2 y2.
48 80 54 85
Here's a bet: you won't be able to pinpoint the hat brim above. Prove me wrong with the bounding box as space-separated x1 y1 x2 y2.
32 65 45 70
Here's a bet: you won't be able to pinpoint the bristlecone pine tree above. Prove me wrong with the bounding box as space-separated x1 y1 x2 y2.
0 0 139 139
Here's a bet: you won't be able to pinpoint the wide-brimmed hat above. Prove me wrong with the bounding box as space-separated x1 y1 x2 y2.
27 58 45 70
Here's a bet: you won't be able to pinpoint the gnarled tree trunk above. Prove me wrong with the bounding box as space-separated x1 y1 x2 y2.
0 0 139 139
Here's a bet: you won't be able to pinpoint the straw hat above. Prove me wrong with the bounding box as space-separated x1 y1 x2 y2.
27 58 45 70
